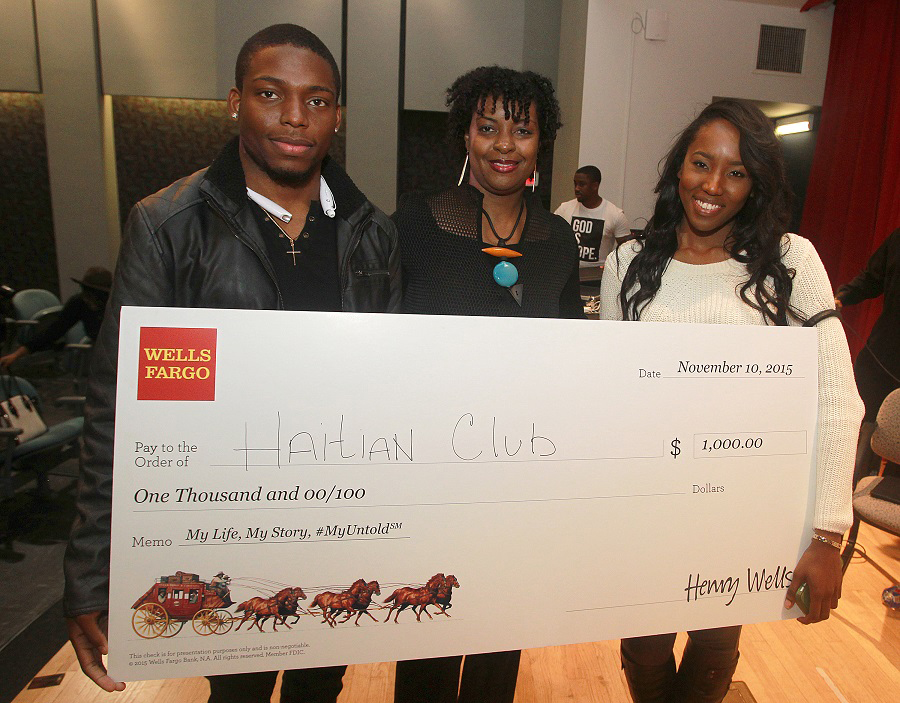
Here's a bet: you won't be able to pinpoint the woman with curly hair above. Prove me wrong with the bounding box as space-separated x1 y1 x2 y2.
395 65 582 321
391 66 582 703
600 99 863 702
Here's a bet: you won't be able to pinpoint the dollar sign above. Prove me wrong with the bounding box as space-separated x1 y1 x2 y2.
670 438 681 459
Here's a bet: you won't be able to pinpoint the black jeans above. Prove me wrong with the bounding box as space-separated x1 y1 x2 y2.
394 651 520 703
207 666 346 703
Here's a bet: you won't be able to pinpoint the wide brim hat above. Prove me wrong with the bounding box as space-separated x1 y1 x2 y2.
71 266 112 293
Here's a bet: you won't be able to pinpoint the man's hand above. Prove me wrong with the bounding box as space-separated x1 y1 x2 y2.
66 612 126 692
784 534 844 624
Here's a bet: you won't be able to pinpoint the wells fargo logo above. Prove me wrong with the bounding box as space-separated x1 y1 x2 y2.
137 327 217 401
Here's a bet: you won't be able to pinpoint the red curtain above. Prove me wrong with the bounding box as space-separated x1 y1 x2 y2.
799 0 900 356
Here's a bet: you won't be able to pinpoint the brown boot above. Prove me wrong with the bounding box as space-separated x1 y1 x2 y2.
621 648 677 703
672 638 739 703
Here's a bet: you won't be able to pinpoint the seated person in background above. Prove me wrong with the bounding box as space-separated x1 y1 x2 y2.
0 266 111 368
554 165 630 279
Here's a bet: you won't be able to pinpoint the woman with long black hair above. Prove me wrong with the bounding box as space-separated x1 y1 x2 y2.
600 98 863 702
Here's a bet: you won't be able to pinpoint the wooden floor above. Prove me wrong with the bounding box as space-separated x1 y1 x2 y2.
13 523 900 702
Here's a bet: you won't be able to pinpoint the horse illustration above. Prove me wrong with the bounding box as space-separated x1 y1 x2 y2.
383 573 447 623
235 586 305 632
335 580 381 626
311 591 353 627
311 579 380 627
419 574 460 619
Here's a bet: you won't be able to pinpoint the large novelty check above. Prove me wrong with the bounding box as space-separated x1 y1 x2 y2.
108 307 819 680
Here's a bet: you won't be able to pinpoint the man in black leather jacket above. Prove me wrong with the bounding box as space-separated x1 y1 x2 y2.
63 24 400 700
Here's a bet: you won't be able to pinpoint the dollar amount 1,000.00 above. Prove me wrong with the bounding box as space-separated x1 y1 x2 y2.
700 437 763 452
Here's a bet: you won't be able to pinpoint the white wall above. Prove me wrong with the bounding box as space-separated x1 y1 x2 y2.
577 0 834 224
97 0 342 99
0 0 41 92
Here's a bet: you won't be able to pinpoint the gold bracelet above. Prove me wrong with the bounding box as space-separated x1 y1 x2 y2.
812 534 841 549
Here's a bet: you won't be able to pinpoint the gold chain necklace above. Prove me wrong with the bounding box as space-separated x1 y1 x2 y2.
260 206 302 266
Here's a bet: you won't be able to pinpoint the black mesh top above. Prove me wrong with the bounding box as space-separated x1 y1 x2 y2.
393 185 583 319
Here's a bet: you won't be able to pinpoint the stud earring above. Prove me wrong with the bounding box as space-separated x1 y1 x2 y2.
457 153 469 187
231 112 238 119
334 127 339 133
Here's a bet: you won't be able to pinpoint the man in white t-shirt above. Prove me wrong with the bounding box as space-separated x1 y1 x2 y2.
554 165 630 277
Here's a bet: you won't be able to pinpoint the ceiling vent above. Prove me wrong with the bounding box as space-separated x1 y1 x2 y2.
756 25 806 74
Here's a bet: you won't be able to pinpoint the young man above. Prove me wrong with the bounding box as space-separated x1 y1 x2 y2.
554 165 630 278
63 24 400 701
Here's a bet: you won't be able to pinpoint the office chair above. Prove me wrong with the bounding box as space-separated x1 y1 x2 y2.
841 389 900 595
0 375 83 499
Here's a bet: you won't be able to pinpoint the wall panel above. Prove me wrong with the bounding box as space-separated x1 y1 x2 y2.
0 93 56 293
212 0 343 97
97 0 342 99
97 0 217 98
346 0 401 211
0 0 41 92
404 0 525 112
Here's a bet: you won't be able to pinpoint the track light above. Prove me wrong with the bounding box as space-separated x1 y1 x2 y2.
775 114 813 136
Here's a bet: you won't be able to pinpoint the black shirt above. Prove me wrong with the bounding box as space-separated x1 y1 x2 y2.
836 227 900 374
393 186 583 319
251 200 342 312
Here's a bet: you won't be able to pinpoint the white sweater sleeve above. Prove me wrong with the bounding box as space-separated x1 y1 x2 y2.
600 242 634 321
785 235 864 534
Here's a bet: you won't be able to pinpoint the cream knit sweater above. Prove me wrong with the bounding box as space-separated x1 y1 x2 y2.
601 233 864 534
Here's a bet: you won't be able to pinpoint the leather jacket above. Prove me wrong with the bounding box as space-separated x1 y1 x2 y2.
63 139 401 615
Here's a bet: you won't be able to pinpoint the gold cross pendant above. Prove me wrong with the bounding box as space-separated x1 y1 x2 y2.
286 239 300 265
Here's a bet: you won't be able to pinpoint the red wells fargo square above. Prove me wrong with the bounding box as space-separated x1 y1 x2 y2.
137 327 217 401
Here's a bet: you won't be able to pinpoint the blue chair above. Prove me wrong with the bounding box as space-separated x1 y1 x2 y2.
9 289 63 348
9 289 93 387
1 375 83 498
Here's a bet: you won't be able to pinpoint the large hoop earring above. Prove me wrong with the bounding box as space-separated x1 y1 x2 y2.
457 153 469 187
531 169 539 192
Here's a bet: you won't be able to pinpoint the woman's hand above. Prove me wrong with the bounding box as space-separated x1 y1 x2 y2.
784 532 844 624
66 611 126 692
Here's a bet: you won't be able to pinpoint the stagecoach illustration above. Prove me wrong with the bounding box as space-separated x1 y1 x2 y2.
130 570 460 638
131 570 234 638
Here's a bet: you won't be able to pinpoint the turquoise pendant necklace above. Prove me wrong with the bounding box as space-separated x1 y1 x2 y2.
482 198 525 288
